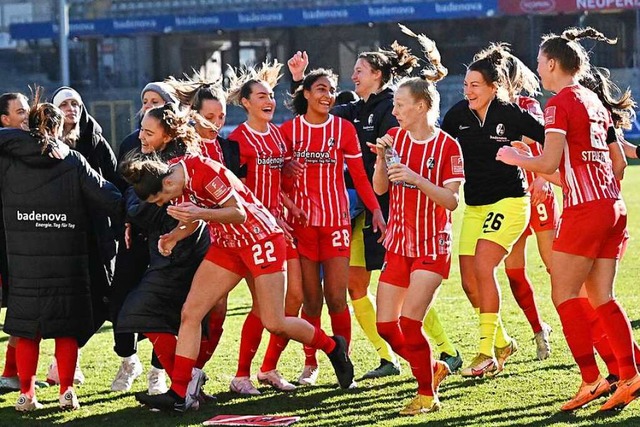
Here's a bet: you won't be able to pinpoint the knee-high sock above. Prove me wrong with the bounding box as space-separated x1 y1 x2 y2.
261 315 294 373
376 320 411 362
195 313 225 369
170 355 196 398
2 341 17 377
401 316 434 397
54 337 78 393
16 337 39 397
582 299 619 378
235 312 264 378
479 313 499 357
557 298 600 383
352 294 395 363
145 333 177 378
309 325 336 354
423 308 456 356
301 311 320 366
329 308 351 349
506 267 543 334
596 299 637 380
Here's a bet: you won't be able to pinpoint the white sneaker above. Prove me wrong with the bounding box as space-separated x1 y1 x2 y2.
111 354 144 391
46 355 85 385
59 387 80 410
229 376 260 395
185 368 207 411
15 393 43 412
257 369 296 392
147 367 168 395
298 365 319 386
0 375 20 390
534 322 552 361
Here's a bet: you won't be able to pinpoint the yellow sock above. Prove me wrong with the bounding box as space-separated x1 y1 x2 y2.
352 294 396 363
494 314 511 348
423 308 456 356
479 313 499 357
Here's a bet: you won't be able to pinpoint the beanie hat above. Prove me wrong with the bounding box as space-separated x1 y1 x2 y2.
140 82 179 105
52 86 83 107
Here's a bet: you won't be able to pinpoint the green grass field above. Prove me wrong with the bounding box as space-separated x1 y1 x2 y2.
2 167 640 426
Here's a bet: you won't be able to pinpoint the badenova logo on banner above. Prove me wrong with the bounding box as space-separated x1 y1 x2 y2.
16 210 75 229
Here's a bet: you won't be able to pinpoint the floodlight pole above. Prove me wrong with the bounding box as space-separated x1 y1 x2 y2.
59 0 70 86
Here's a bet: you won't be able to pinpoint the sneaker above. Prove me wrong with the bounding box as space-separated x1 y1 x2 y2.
439 350 463 373
460 353 497 378
15 393 43 412
432 360 451 393
399 394 441 415
147 367 168 395
298 365 319 386
111 354 144 392
491 339 518 376
327 336 355 389
46 357 85 386
230 376 260 395
533 323 552 361
0 375 20 390
135 389 191 412
362 359 401 379
59 387 80 410
600 374 640 411
184 368 206 411
257 370 296 392
561 375 611 411
73 359 85 385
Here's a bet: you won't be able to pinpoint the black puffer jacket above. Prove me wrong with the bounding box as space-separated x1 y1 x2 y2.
0 129 123 346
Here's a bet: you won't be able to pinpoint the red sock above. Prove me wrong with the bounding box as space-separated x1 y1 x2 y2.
556 298 600 383
329 308 352 349
145 333 177 378
170 355 196 398
2 342 18 377
400 316 434 396
16 337 39 397
301 311 320 366
54 337 78 393
506 268 542 334
583 299 619 378
235 312 264 377
376 320 411 361
195 312 225 369
596 299 637 380
309 326 336 355
261 315 294 372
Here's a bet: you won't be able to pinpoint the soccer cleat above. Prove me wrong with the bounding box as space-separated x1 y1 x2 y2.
15 393 43 412
230 376 261 395
298 365 319 386
185 368 206 411
490 339 518 376
439 350 463 373
362 359 401 379
46 356 85 386
399 394 441 416
561 375 611 411
600 374 640 411
111 354 144 392
327 336 355 389
432 360 451 393
135 389 193 412
257 369 296 392
59 387 80 410
606 374 620 394
0 375 20 390
533 323 552 361
460 353 497 378
147 367 169 395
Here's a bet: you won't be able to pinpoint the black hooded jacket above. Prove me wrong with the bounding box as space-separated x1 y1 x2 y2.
0 129 123 345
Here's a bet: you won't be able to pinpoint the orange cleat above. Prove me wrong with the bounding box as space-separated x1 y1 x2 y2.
600 374 640 411
561 376 610 411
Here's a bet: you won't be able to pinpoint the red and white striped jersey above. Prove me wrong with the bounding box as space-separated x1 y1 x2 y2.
517 96 544 186
200 138 225 163
280 115 361 227
177 155 282 249
384 128 464 258
543 84 620 208
229 123 286 218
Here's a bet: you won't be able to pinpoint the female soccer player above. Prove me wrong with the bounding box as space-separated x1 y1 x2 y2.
281 67 382 385
371 31 463 415
497 27 639 411
441 43 546 377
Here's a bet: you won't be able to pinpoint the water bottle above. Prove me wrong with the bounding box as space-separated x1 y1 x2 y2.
385 146 402 186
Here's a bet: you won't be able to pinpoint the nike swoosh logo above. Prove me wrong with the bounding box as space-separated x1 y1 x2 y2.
261 265 272 269
482 230 497 234
353 119 360 123
459 125 470 130
590 383 601 395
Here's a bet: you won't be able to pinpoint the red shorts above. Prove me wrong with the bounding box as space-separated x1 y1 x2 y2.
286 238 299 260
292 223 351 262
524 192 559 237
379 251 451 288
204 234 287 278
554 199 628 259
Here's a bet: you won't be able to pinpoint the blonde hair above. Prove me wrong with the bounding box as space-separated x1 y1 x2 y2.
226 60 283 108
